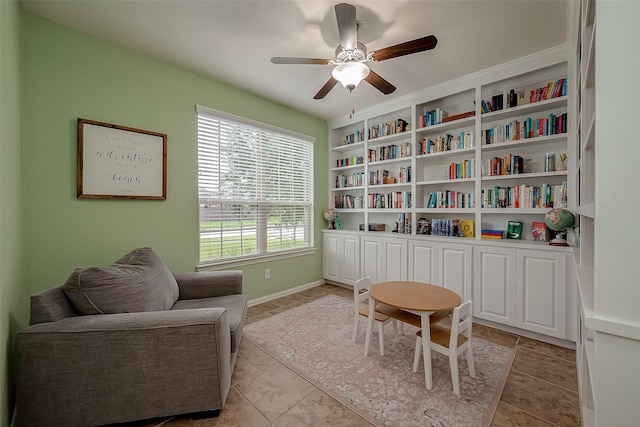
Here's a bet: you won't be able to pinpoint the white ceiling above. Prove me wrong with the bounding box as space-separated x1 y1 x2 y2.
20 0 569 121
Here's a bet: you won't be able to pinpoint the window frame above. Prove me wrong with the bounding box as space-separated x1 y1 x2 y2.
196 105 316 271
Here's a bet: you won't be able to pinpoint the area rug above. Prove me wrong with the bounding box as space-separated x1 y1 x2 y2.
243 294 514 427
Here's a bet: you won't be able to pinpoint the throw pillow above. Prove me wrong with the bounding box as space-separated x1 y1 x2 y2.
62 247 179 315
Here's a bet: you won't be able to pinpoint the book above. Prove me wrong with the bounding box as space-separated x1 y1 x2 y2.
460 220 474 238
416 218 430 235
532 222 548 241
481 229 503 239
506 220 523 239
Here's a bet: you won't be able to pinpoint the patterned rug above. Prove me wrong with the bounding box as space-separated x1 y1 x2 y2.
243 294 514 427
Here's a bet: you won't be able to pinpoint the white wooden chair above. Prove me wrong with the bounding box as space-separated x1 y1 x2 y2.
412 300 476 395
352 276 398 355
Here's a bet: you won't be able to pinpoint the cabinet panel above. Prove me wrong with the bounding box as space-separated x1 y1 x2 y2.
516 249 566 338
408 240 437 283
341 234 360 283
473 246 516 325
383 237 407 281
438 242 472 302
323 233 341 281
360 235 383 284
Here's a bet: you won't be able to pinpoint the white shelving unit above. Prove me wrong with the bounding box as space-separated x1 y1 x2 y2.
328 57 570 243
573 1 640 425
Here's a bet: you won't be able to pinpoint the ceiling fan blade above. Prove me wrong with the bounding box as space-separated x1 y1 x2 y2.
370 35 438 62
335 3 357 50
364 70 396 95
314 77 339 100
271 57 332 65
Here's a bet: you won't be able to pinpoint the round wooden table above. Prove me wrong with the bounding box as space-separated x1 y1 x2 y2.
365 281 462 390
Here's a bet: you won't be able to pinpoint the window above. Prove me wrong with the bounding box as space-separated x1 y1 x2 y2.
197 105 315 267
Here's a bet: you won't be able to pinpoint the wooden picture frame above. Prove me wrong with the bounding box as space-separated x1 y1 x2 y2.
77 118 167 200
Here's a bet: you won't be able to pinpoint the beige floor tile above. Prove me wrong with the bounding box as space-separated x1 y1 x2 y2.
296 286 331 298
517 336 576 362
238 339 278 370
231 353 262 386
271 389 373 427
162 388 269 427
248 301 282 316
269 293 309 307
472 324 519 348
491 401 555 426
235 361 316 421
512 347 578 392
500 370 581 426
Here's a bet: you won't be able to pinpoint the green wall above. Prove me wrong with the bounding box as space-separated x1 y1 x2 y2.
0 1 27 425
20 13 328 299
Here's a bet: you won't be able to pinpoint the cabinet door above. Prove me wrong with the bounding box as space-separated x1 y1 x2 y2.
382 237 407 281
473 246 516 325
341 234 360 284
516 249 567 338
438 242 472 302
360 235 383 284
408 240 438 283
322 233 341 281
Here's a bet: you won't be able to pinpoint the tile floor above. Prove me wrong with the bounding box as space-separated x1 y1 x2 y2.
118 284 581 427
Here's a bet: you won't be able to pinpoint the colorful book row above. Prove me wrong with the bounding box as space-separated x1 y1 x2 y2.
481 182 567 209
335 172 364 188
369 191 411 209
426 191 474 209
418 131 475 155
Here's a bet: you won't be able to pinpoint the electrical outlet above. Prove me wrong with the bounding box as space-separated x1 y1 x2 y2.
265 268 271 279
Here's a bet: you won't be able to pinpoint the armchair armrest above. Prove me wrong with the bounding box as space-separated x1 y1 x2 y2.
16 309 231 426
174 270 243 300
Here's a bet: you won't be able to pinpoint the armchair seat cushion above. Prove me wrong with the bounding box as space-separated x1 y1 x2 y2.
172 294 247 353
62 247 179 315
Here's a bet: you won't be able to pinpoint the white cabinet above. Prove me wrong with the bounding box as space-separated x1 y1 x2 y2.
408 239 438 283
360 235 383 284
438 242 472 303
473 245 567 338
382 237 407 281
322 232 360 285
323 232 341 282
360 235 407 283
473 246 516 325
516 249 567 339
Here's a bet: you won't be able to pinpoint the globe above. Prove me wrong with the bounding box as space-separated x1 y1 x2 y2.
544 208 575 231
323 208 337 229
544 208 575 246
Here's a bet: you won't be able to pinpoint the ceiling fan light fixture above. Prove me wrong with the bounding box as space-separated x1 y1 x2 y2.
332 61 370 91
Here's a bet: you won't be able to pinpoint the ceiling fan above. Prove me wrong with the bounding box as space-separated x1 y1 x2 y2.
271 3 438 100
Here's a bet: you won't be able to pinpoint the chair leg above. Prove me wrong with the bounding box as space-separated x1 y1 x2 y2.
377 322 385 355
392 320 399 340
449 350 460 395
413 335 421 373
466 344 476 378
352 316 359 343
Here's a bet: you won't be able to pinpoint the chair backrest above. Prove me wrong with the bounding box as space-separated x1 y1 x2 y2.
449 300 473 348
353 277 372 311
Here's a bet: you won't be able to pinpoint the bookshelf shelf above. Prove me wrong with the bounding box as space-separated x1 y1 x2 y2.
416 178 475 186
368 157 411 167
480 134 567 152
368 130 411 144
331 141 365 153
331 186 364 192
415 116 476 134
481 96 568 122
331 164 363 172
481 170 567 181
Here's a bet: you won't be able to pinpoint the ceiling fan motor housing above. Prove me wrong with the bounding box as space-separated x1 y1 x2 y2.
335 42 367 63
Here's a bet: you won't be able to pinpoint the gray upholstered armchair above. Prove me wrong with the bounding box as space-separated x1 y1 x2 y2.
15 248 247 427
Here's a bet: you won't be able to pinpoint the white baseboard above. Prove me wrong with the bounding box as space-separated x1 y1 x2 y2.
247 279 326 307
473 318 576 350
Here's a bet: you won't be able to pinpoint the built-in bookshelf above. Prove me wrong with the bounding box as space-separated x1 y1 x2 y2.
328 58 570 243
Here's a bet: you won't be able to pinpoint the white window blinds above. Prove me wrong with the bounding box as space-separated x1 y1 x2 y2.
197 105 314 264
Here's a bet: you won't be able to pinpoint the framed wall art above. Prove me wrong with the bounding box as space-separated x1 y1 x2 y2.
77 118 167 200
